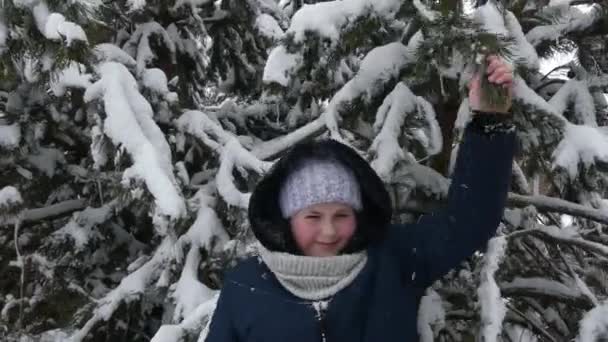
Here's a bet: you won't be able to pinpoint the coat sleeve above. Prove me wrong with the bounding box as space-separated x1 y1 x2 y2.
391 121 516 289
205 285 239 342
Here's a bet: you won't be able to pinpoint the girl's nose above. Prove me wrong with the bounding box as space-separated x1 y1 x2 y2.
319 219 337 238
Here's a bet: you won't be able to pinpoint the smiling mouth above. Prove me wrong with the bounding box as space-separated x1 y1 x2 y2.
317 241 339 246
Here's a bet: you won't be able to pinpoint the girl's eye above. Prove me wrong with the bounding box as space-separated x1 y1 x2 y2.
306 215 320 220
335 214 350 219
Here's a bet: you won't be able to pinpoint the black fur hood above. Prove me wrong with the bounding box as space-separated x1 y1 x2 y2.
248 139 393 254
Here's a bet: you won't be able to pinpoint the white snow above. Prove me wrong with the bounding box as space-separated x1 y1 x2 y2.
417 289 445 342
0 19 7 53
51 205 112 250
263 46 302 87
171 246 216 321
251 118 326 160
142 68 172 96
30 2 87 45
27 147 65 177
548 79 597 126
172 0 211 10
504 11 539 70
176 111 272 208
502 277 582 299
478 236 508 342
324 40 418 138
549 0 575 7
84 62 186 220
127 0 146 11
70 236 176 342
0 186 23 208
370 82 441 179
183 188 229 251
13 0 39 6
123 22 176 74
152 295 219 342
413 0 438 21
576 301 608 342
288 0 400 44
217 138 270 209
417 97 442 156
93 43 137 67
526 5 600 47
371 82 418 179
552 123 608 179
475 2 509 36
255 13 284 41
0 123 21 149
512 76 562 117
50 62 92 97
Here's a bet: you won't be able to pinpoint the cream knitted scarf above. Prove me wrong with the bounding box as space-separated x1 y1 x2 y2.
256 244 367 300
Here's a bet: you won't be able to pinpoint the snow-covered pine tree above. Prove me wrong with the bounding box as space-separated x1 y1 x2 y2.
0 0 607 341
0 0 276 340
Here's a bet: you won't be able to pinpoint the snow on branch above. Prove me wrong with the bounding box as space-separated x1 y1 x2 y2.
513 76 608 180
287 0 401 44
507 193 608 225
417 289 445 342
50 62 92 97
70 236 177 342
51 203 115 251
127 0 147 12
0 123 21 149
0 186 22 226
526 4 601 47
508 225 608 258
152 189 228 339
0 18 7 53
474 2 509 36
123 22 176 75
576 301 608 342
324 38 420 139
263 46 302 87
500 277 586 303
0 186 23 209
217 138 271 208
478 236 508 342
151 294 219 342
15 0 87 45
93 43 137 67
548 79 597 126
513 76 565 119
370 82 441 179
504 11 539 70
552 123 608 179
84 62 186 221
251 118 326 160
412 0 438 22
176 110 272 209
170 244 217 322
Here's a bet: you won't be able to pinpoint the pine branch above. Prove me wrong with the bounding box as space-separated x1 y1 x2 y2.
507 193 608 225
0 199 86 228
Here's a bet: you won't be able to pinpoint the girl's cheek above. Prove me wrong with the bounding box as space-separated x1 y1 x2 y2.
291 220 319 247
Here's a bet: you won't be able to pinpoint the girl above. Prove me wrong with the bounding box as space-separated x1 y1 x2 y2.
206 56 516 341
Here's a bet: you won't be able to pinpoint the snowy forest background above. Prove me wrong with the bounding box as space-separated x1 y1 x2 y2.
0 0 607 341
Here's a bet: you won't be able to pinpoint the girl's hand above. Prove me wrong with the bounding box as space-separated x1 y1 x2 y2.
468 55 513 114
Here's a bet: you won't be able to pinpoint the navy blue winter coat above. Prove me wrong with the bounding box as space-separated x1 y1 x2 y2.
206 120 516 342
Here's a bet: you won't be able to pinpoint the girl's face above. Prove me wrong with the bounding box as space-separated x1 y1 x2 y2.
290 202 357 257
